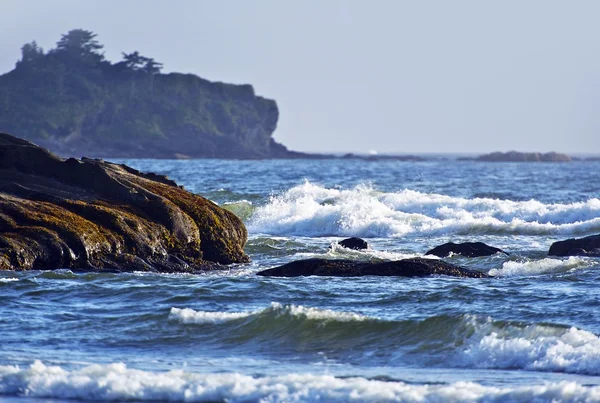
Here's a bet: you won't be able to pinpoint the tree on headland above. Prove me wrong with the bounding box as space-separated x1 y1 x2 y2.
53 29 104 64
121 51 163 74
143 58 163 75
121 51 145 70
18 41 44 65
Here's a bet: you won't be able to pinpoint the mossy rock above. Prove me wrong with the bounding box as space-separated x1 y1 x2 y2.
0 132 249 271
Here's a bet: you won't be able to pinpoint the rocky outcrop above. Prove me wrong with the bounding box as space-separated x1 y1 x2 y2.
470 151 571 162
337 237 369 250
0 133 249 272
0 32 302 159
256 258 488 278
548 234 600 257
425 242 508 258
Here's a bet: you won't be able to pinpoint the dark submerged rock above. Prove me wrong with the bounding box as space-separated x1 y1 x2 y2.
0 133 249 272
256 258 488 278
337 237 369 250
548 234 600 257
425 242 508 258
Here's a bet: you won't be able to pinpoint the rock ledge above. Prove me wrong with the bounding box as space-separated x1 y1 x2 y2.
0 133 249 272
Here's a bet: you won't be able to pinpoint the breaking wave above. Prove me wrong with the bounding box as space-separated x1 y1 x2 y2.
1 360 599 402
248 181 600 237
489 256 593 277
168 304 600 376
169 302 368 325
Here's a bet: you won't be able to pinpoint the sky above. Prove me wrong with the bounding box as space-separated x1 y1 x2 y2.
1 0 599 154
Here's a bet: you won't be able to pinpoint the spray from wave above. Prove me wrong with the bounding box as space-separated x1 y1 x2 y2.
248 181 600 237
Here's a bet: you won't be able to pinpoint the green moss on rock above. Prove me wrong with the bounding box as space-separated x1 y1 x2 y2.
0 132 249 271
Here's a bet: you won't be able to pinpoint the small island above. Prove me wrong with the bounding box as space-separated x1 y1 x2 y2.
0 29 303 159
460 151 572 162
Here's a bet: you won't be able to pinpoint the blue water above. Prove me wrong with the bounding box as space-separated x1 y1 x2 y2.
1 159 600 402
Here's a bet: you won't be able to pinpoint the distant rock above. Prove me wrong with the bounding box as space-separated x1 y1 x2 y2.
337 237 369 250
0 133 249 272
472 151 571 162
548 234 600 257
341 153 426 162
425 242 508 258
256 258 489 278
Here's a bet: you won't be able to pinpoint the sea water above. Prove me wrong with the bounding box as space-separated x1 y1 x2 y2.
1 158 600 402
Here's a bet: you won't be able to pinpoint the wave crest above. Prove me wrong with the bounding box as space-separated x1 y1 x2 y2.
169 304 600 375
248 181 600 237
169 302 367 325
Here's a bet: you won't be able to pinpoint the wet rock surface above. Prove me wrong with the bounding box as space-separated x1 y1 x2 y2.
425 242 508 258
337 237 369 250
0 133 249 272
548 234 600 257
256 257 489 278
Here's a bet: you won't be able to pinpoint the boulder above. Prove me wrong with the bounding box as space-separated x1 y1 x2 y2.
425 242 508 258
337 237 369 250
548 234 600 257
0 133 249 272
256 258 488 278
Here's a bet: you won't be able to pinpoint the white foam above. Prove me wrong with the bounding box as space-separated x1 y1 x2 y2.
248 181 600 237
1 361 599 402
169 307 252 324
169 302 367 325
489 256 591 277
298 242 422 262
461 318 600 375
0 278 18 283
269 302 368 322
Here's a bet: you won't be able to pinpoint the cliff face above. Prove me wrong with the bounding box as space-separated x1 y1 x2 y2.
0 52 292 159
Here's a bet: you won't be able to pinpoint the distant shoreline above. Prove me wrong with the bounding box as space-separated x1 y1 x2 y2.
100 151 600 162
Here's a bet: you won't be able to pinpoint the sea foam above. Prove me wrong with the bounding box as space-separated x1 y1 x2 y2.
248 181 600 237
461 317 600 375
489 256 591 277
1 360 599 402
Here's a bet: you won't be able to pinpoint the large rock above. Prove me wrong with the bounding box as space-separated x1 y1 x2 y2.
256 258 488 278
0 133 249 271
425 242 508 258
548 234 600 257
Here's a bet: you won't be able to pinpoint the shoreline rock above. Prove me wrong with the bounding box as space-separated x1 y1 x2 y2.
0 133 249 272
425 242 508 258
548 234 600 257
256 258 489 278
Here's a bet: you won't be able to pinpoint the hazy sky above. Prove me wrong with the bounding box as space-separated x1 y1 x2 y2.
1 0 599 154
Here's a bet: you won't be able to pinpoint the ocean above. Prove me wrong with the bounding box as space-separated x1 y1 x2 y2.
1 158 600 402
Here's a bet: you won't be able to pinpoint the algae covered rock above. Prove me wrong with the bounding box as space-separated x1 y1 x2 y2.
0 133 249 272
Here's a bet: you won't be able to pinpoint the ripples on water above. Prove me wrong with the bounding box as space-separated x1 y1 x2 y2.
1 159 600 402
